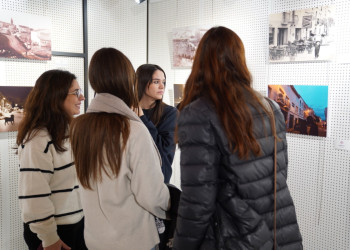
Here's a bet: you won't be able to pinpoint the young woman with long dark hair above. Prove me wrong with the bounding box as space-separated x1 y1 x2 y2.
17 69 86 250
135 64 177 183
70 48 170 250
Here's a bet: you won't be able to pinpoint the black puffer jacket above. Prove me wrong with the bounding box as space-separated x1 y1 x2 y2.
173 96 302 250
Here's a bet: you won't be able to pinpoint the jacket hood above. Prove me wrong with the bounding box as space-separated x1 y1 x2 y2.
87 93 141 122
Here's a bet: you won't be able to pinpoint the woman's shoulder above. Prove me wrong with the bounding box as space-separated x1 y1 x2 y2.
162 103 177 114
182 97 214 115
179 97 215 125
24 128 51 144
19 128 53 154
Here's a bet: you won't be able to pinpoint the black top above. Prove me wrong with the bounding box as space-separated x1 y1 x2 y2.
140 104 177 183
173 96 303 250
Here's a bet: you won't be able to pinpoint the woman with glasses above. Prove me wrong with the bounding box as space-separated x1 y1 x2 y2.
17 69 86 250
135 64 177 183
70 48 170 250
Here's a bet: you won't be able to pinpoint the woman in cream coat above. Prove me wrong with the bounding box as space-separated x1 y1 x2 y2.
70 48 170 250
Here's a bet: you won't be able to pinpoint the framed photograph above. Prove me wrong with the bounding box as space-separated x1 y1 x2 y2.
173 84 185 107
0 86 32 132
172 26 209 68
268 85 328 137
269 5 335 62
0 10 51 60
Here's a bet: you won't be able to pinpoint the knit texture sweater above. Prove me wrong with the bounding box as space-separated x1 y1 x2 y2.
18 129 83 247
79 93 170 250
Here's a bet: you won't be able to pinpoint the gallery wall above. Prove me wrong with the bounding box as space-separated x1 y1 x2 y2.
0 0 350 249
148 0 350 249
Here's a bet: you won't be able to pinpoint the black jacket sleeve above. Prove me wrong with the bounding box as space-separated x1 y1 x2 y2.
173 101 219 250
140 105 177 183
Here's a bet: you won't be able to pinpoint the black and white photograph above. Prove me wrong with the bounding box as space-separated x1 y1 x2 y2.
172 26 209 68
0 86 32 132
0 10 51 60
269 5 335 62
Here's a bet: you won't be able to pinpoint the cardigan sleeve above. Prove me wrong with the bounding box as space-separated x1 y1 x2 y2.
140 105 178 183
173 103 219 250
18 134 59 247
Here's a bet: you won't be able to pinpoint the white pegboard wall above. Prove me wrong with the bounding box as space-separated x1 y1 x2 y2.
7 132 24 249
0 0 83 53
87 0 147 104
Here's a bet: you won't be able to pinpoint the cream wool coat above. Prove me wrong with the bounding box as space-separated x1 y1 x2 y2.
79 93 170 250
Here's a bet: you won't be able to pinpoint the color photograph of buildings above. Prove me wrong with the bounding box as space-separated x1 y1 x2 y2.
268 85 328 137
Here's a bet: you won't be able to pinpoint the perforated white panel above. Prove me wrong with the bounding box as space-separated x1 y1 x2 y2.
149 0 350 249
0 0 83 53
87 0 147 104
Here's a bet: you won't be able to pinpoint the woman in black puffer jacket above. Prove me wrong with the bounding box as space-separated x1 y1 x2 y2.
173 26 303 250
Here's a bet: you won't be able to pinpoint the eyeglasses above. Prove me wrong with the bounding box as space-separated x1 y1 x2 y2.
68 88 83 98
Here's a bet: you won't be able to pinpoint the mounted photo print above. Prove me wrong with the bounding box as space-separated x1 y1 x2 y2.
269 5 335 62
268 85 328 137
0 86 32 132
0 10 51 60
173 84 185 107
172 26 209 68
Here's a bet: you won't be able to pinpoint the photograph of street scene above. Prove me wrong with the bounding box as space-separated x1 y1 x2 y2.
269 5 335 62
268 85 328 137
0 10 51 60
172 26 208 68
0 86 32 132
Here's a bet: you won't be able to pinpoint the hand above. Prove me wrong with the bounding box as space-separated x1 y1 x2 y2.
44 239 71 250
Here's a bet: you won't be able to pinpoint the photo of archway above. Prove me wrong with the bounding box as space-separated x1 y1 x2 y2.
0 86 32 132
268 85 328 137
0 10 51 60
269 5 335 62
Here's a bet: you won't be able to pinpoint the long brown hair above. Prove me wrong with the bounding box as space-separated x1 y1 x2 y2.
178 26 274 159
16 69 76 152
136 64 166 126
70 48 137 189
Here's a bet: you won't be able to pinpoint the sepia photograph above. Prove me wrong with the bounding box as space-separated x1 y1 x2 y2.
269 5 335 62
172 26 209 68
268 85 328 137
173 83 185 107
0 10 51 60
0 86 32 132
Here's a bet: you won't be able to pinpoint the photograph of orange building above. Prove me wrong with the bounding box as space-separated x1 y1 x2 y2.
268 85 328 137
